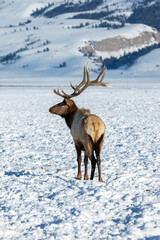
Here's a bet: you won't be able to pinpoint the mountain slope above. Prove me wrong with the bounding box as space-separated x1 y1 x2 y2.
0 0 160 80
128 1 160 31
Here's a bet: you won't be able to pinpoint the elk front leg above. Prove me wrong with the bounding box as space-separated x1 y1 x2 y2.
84 153 88 180
75 146 82 180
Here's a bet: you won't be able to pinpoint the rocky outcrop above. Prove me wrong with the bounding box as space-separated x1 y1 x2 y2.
94 32 159 52
80 29 160 69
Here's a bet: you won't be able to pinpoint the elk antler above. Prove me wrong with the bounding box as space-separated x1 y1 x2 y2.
53 64 113 99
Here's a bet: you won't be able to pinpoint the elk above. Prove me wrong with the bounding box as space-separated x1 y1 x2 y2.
49 65 113 182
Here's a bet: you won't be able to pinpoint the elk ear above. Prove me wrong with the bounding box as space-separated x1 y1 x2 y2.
64 98 74 106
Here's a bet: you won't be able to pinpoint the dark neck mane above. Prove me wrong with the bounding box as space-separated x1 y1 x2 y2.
62 111 77 129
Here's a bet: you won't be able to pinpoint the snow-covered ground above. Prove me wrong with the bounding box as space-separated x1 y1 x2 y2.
0 80 160 239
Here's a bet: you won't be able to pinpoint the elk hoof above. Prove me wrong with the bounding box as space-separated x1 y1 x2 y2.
76 177 81 180
99 178 103 182
84 176 88 180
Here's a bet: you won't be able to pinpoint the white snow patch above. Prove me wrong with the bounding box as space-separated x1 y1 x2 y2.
22 4 47 18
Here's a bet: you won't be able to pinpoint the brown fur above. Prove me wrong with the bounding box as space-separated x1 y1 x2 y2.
49 99 105 182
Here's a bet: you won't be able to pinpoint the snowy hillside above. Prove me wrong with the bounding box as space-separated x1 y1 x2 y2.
0 0 160 83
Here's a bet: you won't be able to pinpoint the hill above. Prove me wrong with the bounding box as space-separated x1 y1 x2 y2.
0 0 160 81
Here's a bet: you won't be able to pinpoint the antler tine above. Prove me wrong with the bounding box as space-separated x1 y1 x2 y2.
83 64 87 83
75 64 87 90
86 64 90 83
61 89 73 98
87 66 115 88
99 67 107 83
92 66 106 83
104 82 115 88
54 88 69 98
68 65 87 94
54 88 61 96
70 81 76 90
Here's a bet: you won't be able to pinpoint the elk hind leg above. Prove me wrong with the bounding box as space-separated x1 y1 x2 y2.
84 136 96 180
75 144 82 180
90 153 96 180
95 134 105 182
84 152 88 180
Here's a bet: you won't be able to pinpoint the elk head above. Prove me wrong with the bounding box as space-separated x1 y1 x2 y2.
49 98 78 117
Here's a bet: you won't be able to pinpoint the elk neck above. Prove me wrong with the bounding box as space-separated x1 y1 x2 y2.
62 111 77 129
62 101 78 129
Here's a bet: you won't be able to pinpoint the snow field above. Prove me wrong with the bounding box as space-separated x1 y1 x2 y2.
0 85 160 239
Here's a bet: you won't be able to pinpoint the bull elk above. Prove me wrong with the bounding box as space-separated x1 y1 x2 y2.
49 65 113 182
